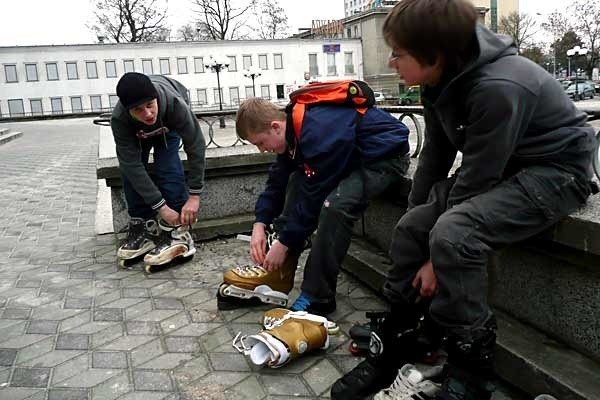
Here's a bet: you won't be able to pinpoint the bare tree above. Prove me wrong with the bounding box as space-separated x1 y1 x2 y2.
252 0 288 39
498 12 538 54
90 0 169 43
192 0 256 40
177 23 213 41
570 0 600 77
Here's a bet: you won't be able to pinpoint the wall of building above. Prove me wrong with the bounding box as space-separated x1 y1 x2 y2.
0 39 362 117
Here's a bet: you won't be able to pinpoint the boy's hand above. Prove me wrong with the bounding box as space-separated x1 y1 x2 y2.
159 205 180 226
250 223 267 264
180 195 200 225
412 259 438 298
263 240 288 272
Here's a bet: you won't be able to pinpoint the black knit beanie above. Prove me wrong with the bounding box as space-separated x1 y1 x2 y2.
116 72 159 109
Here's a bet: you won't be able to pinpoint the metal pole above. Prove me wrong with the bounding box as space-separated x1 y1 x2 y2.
216 66 225 128
252 75 256 97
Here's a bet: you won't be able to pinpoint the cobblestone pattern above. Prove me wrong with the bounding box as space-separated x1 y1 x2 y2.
0 119 389 400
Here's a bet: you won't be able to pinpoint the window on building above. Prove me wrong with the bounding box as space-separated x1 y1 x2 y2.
309 54 319 77
354 25 359 37
274 54 283 69
123 59 135 73
243 55 252 70
258 54 268 70
228 56 237 72
194 57 204 73
50 97 63 114
327 53 337 76
177 58 188 74
197 89 207 105
66 62 78 80
276 84 284 99
347 28 352 38
109 95 119 108
90 95 103 112
213 88 224 105
70 96 83 113
344 52 354 74
105 60 117 78
5 64 17 82
8 99 24 116
229 87 239 105
46 63 59 80
30 99 43 115
159 58 171 75
25 64 38 81
260 85 270 99
142 59 153 74
245 86 255 98
86 61 98 79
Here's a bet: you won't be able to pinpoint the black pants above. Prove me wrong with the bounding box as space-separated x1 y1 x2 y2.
385 164 591 332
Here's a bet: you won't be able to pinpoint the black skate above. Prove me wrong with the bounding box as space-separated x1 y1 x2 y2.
117 218 158 268
348 311 440 364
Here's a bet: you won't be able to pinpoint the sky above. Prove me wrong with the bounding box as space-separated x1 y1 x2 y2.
0 0 564 47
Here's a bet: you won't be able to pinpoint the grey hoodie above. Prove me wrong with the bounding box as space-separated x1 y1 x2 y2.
110 75 206 210
409 24 596 209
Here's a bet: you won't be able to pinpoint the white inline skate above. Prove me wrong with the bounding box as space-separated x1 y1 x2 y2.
143 219 195 273
117 218 159 268
233 309 338 368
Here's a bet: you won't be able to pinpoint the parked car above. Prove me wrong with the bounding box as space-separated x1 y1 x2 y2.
374 91 386 103
565 82 595 100
398 85 421 105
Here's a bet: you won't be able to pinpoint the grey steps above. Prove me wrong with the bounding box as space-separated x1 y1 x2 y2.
0 130 22 146
343 237 600 400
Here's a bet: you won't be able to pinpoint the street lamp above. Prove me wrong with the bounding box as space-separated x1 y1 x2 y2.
205 57 229 128
243 68 262 98
566 46 589 101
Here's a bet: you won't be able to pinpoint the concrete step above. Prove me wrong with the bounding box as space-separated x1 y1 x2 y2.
0 131 22 146
0 128 9 136
343 237 600 400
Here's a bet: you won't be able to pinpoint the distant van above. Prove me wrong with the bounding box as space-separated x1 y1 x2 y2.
399 85 421 105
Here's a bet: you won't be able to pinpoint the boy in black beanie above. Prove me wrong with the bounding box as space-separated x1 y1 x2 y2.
111 72 206 271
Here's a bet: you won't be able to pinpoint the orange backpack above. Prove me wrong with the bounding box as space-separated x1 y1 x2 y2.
287 80 376 138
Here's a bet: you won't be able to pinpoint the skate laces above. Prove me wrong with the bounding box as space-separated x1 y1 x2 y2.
374 364 442 400
233 264 268 277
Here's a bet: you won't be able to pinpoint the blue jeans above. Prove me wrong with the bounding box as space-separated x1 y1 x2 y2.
123 130 189 219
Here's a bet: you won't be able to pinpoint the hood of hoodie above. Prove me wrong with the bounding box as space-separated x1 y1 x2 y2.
424 24 516 106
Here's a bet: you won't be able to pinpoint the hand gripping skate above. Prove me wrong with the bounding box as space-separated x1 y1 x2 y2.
233 310 337 368
217 231 301 309
143 219 196 273
117 218 159 268
373 364 443 400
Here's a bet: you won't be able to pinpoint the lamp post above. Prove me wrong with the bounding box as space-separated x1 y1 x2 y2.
243 68 262 97
567 46 589 101
205 57 229 128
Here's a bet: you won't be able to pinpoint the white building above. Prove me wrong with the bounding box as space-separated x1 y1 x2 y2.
0 38 362 117
345 0 397 17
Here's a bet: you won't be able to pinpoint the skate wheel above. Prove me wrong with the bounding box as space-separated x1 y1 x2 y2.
349 341 364 356
218 283 229 297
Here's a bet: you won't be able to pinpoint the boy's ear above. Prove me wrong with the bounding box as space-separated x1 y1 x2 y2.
271 120 283 132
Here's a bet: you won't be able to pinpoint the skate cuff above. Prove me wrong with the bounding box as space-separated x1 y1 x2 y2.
151 199 166 210
188 188 202 195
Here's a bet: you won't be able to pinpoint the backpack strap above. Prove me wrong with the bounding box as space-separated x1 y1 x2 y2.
292 103 306 140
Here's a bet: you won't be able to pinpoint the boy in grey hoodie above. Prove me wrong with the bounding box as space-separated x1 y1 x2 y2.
111 72 205 268
332 0 596 399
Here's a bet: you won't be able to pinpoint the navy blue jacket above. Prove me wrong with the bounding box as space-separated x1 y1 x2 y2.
255 105 410 250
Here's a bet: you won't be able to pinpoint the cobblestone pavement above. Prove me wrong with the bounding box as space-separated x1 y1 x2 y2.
0 119 527 400
0 119 389 400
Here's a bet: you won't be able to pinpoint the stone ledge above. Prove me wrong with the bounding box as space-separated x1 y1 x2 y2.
0 131 22 146
343 238 600 400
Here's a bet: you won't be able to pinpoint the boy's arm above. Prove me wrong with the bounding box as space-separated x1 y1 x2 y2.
171 97 206 196
254 155 296 226
408 109 457 208
447 81 534 207
111 117 164 210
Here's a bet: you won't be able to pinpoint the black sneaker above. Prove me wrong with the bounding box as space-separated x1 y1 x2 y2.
289 292 336 316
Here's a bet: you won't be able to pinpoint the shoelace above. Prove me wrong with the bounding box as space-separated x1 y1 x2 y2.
290 293 311 311
234 265 267 277
375 365 437 400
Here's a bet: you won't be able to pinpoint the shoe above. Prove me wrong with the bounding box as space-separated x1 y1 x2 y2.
117 218 158 266
262 307 340 334
289 292 336 316
373 364 443 400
